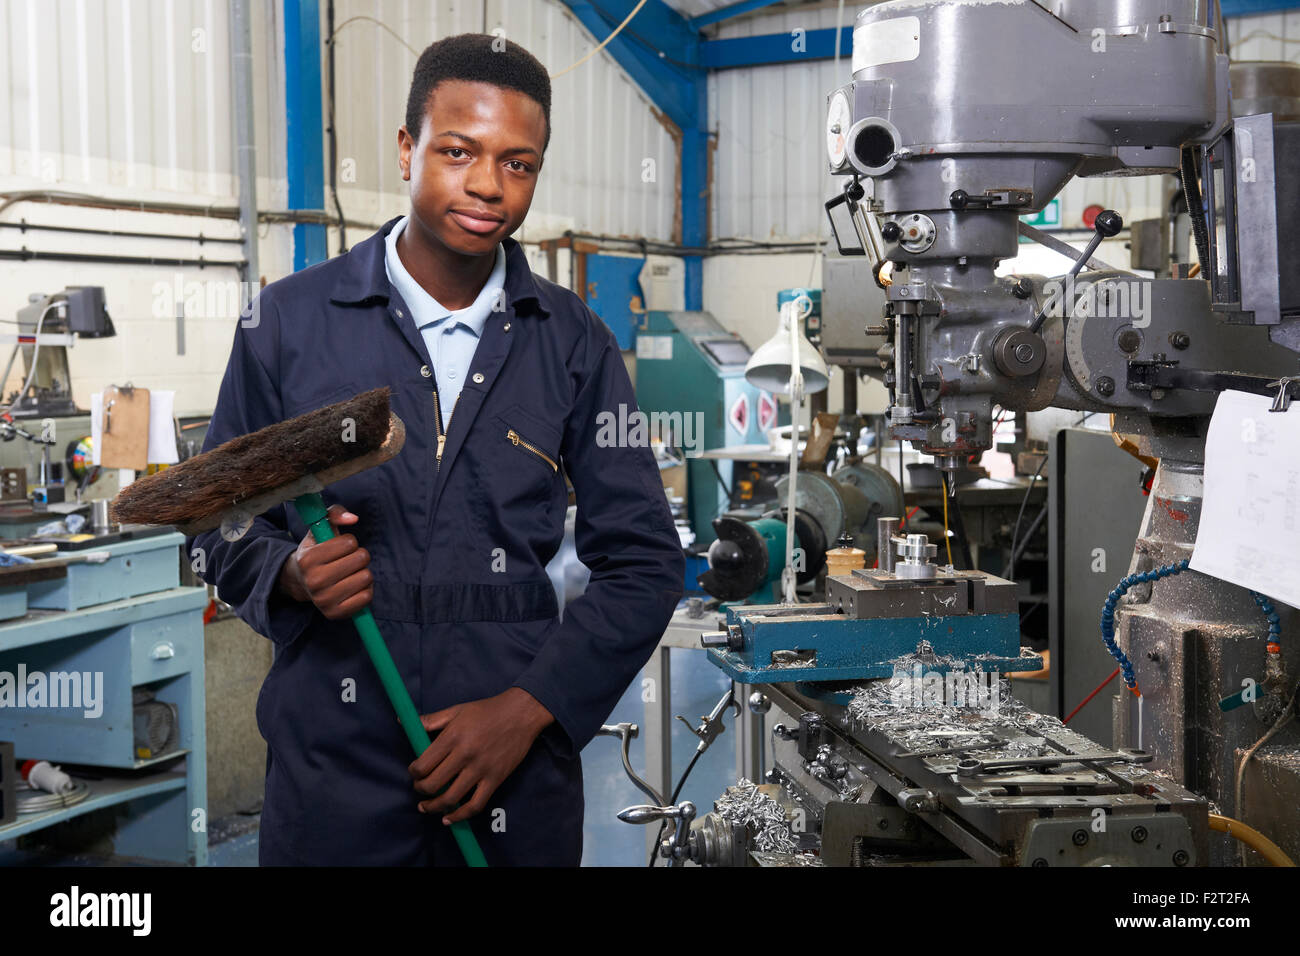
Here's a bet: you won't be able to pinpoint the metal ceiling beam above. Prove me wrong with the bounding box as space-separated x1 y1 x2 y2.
700 25 851 68
688 0 786 28
558 0 708 308
1220 0 1299 14
560 0 700 129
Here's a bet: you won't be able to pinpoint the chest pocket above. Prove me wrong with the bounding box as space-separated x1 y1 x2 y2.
470 403 564 526
492 404 562 476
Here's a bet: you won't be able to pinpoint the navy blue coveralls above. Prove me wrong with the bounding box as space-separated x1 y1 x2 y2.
189 219 685 865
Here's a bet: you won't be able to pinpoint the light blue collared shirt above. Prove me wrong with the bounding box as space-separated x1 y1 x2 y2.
384 216 507 430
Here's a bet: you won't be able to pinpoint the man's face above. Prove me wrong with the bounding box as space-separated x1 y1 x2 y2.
398 79 546 256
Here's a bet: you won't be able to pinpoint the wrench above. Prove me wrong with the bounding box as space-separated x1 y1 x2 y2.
894 739 1004 760
956 748 1151 776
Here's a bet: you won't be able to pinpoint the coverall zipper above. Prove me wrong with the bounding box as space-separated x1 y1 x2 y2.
507 428 558 472
433 390 459 470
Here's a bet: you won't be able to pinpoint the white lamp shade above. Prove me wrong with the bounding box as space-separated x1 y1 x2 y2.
744 325 830 395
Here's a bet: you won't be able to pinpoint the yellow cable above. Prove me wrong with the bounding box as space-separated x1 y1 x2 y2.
1208 814 1296 867
325 15 421 57
552 0 648 78
941 474 954 567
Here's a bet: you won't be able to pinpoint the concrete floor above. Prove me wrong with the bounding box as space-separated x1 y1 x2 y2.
5 643 737 867
580 644 734 867
209 644 734 867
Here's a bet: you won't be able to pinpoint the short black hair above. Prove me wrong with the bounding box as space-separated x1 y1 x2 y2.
405 33 551 150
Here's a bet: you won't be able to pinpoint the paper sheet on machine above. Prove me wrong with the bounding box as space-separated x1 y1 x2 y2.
1190 389 1300 609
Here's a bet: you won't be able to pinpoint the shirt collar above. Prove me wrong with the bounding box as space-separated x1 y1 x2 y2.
329 215 550 319
383 216 506 336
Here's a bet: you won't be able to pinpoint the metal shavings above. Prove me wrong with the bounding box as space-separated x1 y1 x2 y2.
768 653 814 669
1001 737 1050 757
751 851 824 867
714 778 800 854
1257 742 1300 772
842 644 1066 758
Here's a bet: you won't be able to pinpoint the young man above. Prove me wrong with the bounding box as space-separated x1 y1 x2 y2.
191 34 684 866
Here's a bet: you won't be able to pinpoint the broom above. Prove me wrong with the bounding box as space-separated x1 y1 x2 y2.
112 386 488 867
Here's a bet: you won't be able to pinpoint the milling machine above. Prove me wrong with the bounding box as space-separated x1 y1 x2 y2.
631 0 1300 868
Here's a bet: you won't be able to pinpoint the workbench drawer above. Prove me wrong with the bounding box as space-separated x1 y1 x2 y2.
27 537 181 612
0 606 203 769
130 612 200 686
0 584 26 622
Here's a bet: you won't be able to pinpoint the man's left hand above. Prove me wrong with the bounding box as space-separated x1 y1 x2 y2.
409 688 555 824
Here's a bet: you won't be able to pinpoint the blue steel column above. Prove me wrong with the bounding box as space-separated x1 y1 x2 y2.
557 3 872 310
283 0 328 270
559 1 707 309
681 77 706 310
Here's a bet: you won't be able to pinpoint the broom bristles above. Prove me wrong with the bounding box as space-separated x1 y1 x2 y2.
111 387 392 528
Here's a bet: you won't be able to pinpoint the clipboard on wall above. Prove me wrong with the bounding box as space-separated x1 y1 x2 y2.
99 384 151 471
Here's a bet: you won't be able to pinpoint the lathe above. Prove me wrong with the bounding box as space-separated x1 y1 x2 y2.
629 0 1300 867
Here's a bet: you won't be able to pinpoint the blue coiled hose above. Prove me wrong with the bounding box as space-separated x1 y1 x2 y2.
1251 590 1282 647
1101 558 1281 692
1100 559 1190 691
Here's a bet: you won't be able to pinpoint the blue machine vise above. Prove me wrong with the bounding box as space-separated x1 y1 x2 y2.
704 532 1041 686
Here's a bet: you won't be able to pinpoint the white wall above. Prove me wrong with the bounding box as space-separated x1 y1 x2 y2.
0 0 291 417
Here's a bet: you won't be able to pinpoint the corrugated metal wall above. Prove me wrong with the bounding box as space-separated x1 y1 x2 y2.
322 0 679 240
1228 9 1300 61
709 3 847 241
0 0 676 240
0 0 286 199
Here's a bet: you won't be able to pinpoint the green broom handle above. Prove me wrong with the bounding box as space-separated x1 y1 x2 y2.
291 492 488 868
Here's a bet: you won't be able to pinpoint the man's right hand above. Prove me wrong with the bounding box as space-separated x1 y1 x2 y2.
277 503 374 619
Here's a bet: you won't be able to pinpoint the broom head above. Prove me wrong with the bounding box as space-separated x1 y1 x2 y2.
111 386 404 535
